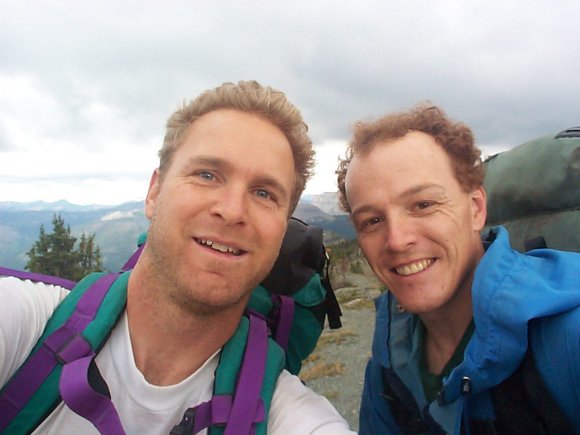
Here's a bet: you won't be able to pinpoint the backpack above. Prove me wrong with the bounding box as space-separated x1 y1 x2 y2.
379 127 580 434
482 126 580 253
0 217 342 434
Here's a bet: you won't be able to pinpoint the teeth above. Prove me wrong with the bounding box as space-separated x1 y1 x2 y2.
395 259 433 276
198 238 241 255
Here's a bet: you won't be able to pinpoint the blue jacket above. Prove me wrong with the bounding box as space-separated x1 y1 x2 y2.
359 226 580 434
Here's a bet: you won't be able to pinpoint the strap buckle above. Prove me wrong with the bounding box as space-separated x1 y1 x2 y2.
44 327 93 364
170 408 197 435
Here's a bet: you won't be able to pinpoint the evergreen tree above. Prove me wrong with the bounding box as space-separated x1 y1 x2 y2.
25 224 51 274
77 233 103 276
26 214 103 280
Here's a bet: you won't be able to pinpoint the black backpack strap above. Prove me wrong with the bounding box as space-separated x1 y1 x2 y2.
321 254 342 329
381 368 444 434
379 330 574 435
491 346 575 434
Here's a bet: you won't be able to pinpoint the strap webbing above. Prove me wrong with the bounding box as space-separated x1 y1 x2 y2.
170 314 269 435
321 265 342 329
272 295 294 351
60 354 125 434
120 244 144 271
0 266 76 289
0 273 119 432
171 395 266 434
224 312 268 435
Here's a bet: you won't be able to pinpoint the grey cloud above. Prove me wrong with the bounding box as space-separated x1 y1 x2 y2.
0 171 150 183
1 0 579 156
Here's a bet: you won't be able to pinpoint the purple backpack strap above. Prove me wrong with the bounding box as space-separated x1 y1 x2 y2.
170 313 269 435
271 294 295 351
224 312 268 435
171 395 266 435
0 266 76 289
120 243 145 272
56 273 125 433
0 273 124 434
60 354 125 434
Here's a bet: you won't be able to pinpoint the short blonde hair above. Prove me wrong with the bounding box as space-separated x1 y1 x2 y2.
159 80 314 213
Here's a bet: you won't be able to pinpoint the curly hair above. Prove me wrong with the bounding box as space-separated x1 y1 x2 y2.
159 80 314 214
337 103 484 212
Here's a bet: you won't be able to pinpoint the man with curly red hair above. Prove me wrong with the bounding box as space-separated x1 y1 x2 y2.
338 104 580 434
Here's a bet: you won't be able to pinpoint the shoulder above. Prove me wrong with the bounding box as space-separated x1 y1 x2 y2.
0 275 69 309
0 276 69 324
267 370 356 434
530 305 580 376
373 292 392 344
530 306 580 428
0 276 69 386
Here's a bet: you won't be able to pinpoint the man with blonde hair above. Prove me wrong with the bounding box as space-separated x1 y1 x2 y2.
338 104 580 434
0 81 355 434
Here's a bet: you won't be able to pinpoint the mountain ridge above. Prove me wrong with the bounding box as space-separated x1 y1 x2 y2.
0 195 354 272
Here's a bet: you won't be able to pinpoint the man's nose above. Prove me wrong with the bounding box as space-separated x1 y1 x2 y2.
384 214 416 252
209 185 248 226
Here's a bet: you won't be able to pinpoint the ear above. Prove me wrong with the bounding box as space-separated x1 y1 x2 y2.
145 169 161 220
469 186 487 232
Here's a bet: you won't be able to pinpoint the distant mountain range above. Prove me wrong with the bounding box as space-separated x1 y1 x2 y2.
302 192 346 216
0 194 354 272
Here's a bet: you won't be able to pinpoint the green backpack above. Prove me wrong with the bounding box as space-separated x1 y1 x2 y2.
483 126 580 252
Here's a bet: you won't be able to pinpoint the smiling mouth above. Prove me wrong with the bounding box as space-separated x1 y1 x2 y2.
395 259 434 276
195 238 243 256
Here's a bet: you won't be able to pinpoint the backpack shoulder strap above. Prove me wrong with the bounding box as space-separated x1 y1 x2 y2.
0 271 128 434
491 345 575 434
170 313 285 435
381 368 445 434
381 350 575 435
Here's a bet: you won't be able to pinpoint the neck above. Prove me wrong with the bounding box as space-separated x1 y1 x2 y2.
420 239 484 374
126 260 244 386
420 282 474 375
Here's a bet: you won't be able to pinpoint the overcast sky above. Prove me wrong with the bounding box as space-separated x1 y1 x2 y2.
1 0 579 205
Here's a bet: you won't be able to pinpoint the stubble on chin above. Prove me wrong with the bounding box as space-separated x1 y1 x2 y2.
167 280 252 319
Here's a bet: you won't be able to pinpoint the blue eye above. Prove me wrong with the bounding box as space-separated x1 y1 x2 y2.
255 189 271 200
197 171 215 181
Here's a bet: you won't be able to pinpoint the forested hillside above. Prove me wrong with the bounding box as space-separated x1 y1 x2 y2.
0 198 355 271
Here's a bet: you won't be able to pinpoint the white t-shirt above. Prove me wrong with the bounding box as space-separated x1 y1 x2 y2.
0 277 356 434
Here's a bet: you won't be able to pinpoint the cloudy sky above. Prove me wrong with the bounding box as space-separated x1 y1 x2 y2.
2 0 579 205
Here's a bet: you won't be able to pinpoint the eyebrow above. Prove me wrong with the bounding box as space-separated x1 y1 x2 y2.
350 183 446 218
400 183 447 199
185 156 227 170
